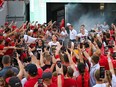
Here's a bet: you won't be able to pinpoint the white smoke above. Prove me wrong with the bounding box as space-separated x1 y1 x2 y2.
65 3 106 32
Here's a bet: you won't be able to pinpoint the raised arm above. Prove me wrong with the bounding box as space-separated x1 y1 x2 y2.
107 52 115 75
16 53 24 80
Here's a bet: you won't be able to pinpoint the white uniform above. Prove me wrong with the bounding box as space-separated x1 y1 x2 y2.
69 29 77 40
48 41 60 47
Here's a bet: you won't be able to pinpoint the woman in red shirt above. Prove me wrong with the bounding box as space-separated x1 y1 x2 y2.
76 63 90 87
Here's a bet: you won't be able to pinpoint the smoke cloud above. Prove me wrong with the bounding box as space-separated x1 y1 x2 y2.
65 3 106 32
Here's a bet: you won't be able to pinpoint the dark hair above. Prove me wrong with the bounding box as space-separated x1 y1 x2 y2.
63 54 69 63
96 40 102 49
37 39 44 47
5 28 11 33
0 40 3 44
63 65 67 76
4 70 15 80
106 33 110 38
81 24 85 27
78 63 85 87
94 69 102 81
67 67 74 78
2 55 11 64
91 55 99 64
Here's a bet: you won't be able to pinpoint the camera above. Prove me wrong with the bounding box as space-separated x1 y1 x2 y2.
112 52 116 60
57 61 62 68
74 42 78 49
59 40 63 46
38 79 43 87
100 66 105 78
104 46 109 55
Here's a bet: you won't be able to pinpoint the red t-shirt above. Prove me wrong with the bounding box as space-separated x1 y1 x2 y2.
52 75 64 87
24 76 38 87
24 68 43 87
37 68 43 78
64 78 77 87
0 44 4 50
0 44 4 56
4 41 15 56
76 69 90 87
99 54 109 70
48 83 57 87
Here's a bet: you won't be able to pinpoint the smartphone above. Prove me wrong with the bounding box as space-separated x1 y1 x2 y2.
74 42 78 49
104 46 109 55
59 40 63 45
14 51 17 58
38 79 43 87
80 43 83 49
57 61 61 68
100 66 105 78
68 41 71 48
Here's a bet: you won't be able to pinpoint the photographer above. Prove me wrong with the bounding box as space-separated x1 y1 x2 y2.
93 69 107 87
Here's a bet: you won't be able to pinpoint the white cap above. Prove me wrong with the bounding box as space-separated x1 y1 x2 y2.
67 23 71 26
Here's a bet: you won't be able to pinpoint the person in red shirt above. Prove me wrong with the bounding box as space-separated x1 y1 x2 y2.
76 62 90 87
34 69 57 87
24 63 42 87
64 66 77 87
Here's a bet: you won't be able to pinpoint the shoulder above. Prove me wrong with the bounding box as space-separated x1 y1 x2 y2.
0 70 4 77
11 67 19 74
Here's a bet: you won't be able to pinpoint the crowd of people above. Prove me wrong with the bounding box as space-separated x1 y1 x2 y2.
0 20 116 87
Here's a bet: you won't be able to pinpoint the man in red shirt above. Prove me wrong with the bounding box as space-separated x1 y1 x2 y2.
24 63 42 87
42 69 57 87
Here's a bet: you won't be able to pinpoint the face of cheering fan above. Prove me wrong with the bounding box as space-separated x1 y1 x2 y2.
52 35 57 41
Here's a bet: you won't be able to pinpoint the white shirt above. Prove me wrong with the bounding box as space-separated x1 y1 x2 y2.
101 24 109 31
90 63 100 87
46 30 52 37
77 33 88 37
24 35 37 43
60 30 68 41
69 29 77 40
93 83 107 87
112 74 116 87
21 78 27 87
48 41 60 47
77 33 88 42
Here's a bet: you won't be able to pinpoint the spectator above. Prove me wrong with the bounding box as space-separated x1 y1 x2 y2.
67 23 77 42
6 76 22 87
23 63 39 87
76 62 90 87
93 69 107 87
0 55 19 77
